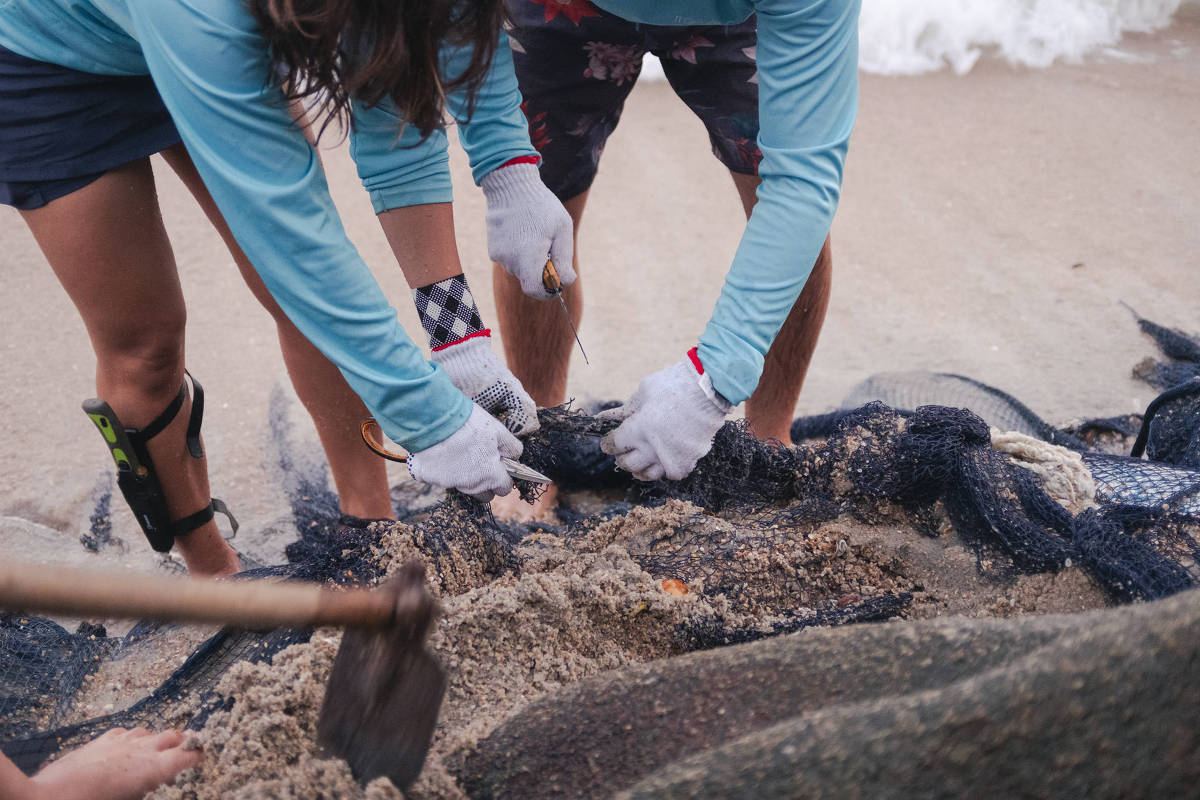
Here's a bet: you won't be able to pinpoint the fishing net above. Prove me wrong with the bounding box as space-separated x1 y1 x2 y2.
3 316 1200 782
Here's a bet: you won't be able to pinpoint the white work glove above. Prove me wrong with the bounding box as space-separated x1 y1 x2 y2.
599 354 733 482
432 335 539 436
407 404 523 502
482 161 575 299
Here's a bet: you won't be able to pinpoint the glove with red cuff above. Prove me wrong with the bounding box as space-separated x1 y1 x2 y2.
599 348 732 482
482 159 575 299
414 273 539 436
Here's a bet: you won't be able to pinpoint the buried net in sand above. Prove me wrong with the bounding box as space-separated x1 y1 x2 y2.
1 319 1199 796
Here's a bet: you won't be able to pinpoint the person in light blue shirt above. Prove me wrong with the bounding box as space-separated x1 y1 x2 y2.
492 0 859 493
0 0 574 574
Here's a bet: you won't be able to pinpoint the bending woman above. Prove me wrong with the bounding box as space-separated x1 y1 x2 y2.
0 0 569 575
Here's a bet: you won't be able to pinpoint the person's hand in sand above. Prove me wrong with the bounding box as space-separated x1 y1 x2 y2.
0 727 201 800
599 350 731 481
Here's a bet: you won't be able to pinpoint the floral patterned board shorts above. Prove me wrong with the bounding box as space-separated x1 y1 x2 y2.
504 0 761 201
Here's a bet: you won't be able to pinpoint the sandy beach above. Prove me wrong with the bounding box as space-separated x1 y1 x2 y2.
1 4 1199 797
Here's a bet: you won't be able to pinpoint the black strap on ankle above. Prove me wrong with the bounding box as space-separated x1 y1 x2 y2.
169 497 238 538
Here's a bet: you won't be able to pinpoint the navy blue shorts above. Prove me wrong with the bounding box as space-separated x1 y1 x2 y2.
0 44 181 210
504 0 761 201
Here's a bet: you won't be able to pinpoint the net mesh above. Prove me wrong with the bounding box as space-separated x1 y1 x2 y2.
3 316 1200 778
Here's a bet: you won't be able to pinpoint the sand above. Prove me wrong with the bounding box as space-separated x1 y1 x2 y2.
73 422 1177 795
139 432 1122 799
10 396 1189 795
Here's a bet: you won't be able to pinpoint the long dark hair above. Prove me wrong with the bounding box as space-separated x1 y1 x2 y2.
247 0 505 139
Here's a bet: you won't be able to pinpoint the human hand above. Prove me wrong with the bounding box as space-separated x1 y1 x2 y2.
599 354 732 482
432 334 539 436
28 727 201 800
407 404 523 502
482 162 575 298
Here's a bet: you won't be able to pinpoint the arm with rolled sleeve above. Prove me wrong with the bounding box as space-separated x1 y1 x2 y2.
696 0 860 405
347 30 537 216
350 101 455 214
130 0 471 452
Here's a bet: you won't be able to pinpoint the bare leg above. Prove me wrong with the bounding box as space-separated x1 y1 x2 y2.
490 191 588 521
4 728 202 800
492 190 588 407
158 145 394 520
729 171 833 443
20 160 240 576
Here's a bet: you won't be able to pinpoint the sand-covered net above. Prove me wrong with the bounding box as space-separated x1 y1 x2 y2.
4 320 1200 797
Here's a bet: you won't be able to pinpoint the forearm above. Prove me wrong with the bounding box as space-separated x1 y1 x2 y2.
698 170 843 404
382 201 491 352
387 208 540 437
378 202 464 289
351 30 533 213
1 754 36 800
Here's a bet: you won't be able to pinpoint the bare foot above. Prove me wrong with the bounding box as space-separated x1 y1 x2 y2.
491 484 560 523
28 728 202 800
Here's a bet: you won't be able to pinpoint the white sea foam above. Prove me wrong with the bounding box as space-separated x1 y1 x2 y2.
639 0 1190 79
859 0 1187 74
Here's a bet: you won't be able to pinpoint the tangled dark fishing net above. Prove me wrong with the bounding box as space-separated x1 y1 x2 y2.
1124 306 1200 469
4 318 1200 779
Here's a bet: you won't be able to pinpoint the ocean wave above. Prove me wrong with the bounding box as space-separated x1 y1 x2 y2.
636 0 1189 79
859 0 1187 74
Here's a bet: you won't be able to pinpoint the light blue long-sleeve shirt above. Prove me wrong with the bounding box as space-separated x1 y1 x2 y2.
0 0 538 451
597 0 859 405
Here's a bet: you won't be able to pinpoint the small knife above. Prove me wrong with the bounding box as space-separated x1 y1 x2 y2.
541 260 589 365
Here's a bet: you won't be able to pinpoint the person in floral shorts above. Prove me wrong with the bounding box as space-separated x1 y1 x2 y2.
492 0 838 519
505 0 762 202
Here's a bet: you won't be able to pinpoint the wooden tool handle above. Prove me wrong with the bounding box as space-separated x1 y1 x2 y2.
0 561 425 632
542 259 561 294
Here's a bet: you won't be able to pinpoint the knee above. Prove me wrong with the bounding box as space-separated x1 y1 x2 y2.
93 309 188 402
